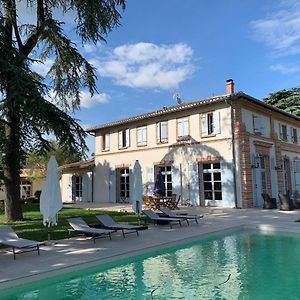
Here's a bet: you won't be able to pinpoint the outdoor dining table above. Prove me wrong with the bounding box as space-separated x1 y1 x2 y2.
143 195 176 210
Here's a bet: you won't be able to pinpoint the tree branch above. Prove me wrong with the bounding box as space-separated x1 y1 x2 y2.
21 0 45 57
11 0 23 49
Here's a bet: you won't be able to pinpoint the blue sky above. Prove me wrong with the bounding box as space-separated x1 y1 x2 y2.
31 0 300 154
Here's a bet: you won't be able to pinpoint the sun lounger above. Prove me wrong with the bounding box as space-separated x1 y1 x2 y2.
160 207 203 225
0 225 42 259
67 218 115 243
142 209 183 228
96 215 148 238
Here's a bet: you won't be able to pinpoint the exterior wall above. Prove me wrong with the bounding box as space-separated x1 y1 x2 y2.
61 169 94 203
239 100 300 207
93 103 236 208
60 95 300 209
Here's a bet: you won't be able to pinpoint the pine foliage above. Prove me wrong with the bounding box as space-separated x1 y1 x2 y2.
264 87 300 117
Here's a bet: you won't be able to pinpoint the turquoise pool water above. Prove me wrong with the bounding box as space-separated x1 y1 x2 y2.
1 230 300 300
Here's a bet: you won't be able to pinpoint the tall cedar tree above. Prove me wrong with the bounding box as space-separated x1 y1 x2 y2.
0 0 125 221
264 87 300 117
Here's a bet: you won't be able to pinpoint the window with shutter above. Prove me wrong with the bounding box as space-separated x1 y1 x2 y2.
291 128 298 144
102 133 110 150
201 111 221 136
137 126 147 146
118 129 130 148
177 117 189 140
157 121 168 143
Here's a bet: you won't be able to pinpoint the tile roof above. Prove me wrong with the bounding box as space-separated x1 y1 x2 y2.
60 159 95 171
86 92 300 132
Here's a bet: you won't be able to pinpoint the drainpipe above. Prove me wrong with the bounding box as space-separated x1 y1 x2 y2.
225 98 239 209
91 169 94 202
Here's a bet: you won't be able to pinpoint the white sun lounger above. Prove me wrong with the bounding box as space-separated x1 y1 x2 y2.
67 218 115 243
96 214 147 238
142 209 183 228
0 225 42 259
160 207 203 225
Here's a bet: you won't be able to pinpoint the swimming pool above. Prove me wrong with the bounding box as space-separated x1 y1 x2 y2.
1 229 300 299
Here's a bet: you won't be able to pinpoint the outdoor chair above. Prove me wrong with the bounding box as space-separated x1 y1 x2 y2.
96 215 148 238
67 218 115 243
278 193 294 211
142 209 183 228
160 207 203 225
0 225 42 259
261 193 277 209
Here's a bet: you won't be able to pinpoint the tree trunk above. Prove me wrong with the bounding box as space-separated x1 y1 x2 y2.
3 102 23 222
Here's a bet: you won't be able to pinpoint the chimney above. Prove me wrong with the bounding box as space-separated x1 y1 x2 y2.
226 79 234 95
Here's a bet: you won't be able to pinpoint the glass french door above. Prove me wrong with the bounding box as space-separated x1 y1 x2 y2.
118 168 130 203
203 162 222 206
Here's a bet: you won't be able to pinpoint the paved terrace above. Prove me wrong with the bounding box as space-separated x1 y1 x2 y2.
1 206 300 289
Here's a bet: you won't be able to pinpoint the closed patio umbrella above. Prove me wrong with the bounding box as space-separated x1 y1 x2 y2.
154 170 165 197
40 156 63 241
132 160 142 218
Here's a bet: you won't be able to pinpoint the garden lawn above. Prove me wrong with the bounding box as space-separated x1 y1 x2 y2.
0 204 148 241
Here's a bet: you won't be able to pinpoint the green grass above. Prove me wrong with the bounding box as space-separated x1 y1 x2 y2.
0 204 149 241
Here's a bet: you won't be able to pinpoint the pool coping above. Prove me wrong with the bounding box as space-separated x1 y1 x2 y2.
1 222 300 290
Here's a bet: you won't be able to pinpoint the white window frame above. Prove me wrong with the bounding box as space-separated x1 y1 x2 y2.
20 181 32 199
253 114 265 135
279 123 288 141
157 165 172 197
102 133 110 151
201 111 221 136
157 121 168 143
202 162 222 202
118 128 130 148
291 127 298 144
137 126 147 146
177 117 189 139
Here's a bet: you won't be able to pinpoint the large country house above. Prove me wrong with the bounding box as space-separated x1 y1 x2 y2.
60 80 300 208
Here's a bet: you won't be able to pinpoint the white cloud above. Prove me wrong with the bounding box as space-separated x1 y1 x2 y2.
45 89 109 109
91 42 195 90
269 64 300 74
251 1 300 54
31 58 54 77
80 91 109 108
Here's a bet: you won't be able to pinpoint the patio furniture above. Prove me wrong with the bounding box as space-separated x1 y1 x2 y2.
96 214 148 238
143 195 177 210
292 191 300 209
160 207 203 225
142 209 183 228
0 225 42 259
278 193 294 211
67 218 115 243
261 193 277 209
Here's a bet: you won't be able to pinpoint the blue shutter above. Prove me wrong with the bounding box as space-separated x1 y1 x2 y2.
172 164 181 198
126 129 130 147
201 113 208 135
129 166 133 203
81 174 88 202
146 165 154 195
67 174 73 202
188 162 199 206
213 111 221 134
220 160 235 208
109 170 116 203
270 156 278 199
